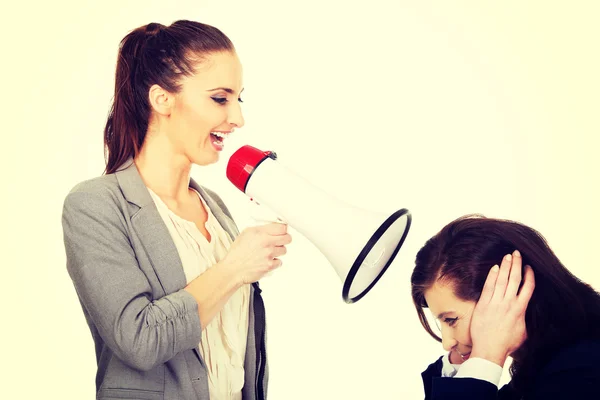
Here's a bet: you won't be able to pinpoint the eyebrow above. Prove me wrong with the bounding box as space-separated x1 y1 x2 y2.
207 87 244 94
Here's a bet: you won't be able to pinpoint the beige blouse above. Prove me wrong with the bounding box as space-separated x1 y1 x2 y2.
148 187 250 400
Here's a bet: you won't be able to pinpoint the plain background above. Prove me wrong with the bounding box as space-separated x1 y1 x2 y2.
3 1 599 399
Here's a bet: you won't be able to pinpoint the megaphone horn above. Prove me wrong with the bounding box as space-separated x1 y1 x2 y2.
226 145 412 303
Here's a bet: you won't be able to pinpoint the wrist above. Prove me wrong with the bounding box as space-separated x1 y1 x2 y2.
217 259 244 290
470 348 508 367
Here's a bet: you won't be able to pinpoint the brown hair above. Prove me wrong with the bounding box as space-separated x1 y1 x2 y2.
103 20 235 174
411 214 600 394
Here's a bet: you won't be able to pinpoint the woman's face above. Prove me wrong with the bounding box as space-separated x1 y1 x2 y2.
165 50 245 166
424 281 476 361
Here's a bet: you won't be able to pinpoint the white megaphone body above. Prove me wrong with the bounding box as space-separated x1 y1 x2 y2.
226 145 412 303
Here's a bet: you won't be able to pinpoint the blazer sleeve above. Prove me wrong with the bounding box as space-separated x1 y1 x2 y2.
62 190 203 372
422 357 517 400
429 377 498 400
528 354 600 399
425 352 600 400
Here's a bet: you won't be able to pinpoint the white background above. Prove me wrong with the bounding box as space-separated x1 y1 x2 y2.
4 1 599 399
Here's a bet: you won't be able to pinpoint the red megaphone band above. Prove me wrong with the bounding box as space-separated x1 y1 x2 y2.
226 145 277 193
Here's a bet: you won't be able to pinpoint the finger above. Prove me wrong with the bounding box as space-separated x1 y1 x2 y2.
478 264 500 304
491 253 513 302
260 222 288 235
271 245 287 258
516 265 535 312
272 233 292 246
505 250 523 299
268 258 283 270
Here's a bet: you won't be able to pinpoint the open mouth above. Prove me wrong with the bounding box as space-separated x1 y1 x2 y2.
210 131 226 144
210 131 229 150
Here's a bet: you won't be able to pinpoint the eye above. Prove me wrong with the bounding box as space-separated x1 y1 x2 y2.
444 317 458 327
211 97 227 105
238 97 244 103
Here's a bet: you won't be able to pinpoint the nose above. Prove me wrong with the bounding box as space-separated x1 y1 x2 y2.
441 326 457 352
228 102 245 129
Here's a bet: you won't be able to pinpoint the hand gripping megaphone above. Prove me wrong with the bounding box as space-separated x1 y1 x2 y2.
226 145 412 303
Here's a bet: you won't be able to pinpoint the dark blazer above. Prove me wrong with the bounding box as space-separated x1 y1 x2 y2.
62 159 268 400
420 339 600 399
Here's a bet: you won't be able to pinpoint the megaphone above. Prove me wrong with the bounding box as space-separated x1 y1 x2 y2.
226 145 412 303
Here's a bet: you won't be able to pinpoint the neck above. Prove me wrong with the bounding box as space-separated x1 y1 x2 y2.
134 131 193 201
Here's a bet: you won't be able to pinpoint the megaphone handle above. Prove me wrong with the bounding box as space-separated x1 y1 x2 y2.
248 199 287 279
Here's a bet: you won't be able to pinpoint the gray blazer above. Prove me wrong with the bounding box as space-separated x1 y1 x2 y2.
62 159 268 400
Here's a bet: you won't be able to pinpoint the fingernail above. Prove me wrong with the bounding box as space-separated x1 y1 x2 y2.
505 254 512 262
514 250 521 257
492 265 499 272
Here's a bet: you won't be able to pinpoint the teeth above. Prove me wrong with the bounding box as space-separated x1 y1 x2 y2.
211 132 226 139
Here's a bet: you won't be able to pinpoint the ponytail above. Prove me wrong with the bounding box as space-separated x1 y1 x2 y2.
103 20 234 174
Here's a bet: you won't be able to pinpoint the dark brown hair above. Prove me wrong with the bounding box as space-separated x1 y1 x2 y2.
411 214 600 394
103 20 235 174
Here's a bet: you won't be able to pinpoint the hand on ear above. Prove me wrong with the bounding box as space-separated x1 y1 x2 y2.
468 250 536 367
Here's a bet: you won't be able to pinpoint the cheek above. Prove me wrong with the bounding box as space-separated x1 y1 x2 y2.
181 104 209 132
175 98 220 133
459 320 473 345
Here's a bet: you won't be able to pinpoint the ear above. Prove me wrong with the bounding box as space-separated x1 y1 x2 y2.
148 84 174 116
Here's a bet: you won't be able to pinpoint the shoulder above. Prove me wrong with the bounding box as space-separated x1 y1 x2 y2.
523 339 600 398
421 355 444 382
67 174 120 197
542 339 600 375
62 174 125 216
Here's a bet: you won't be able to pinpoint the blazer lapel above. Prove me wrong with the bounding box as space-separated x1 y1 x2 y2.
114 159 187 296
